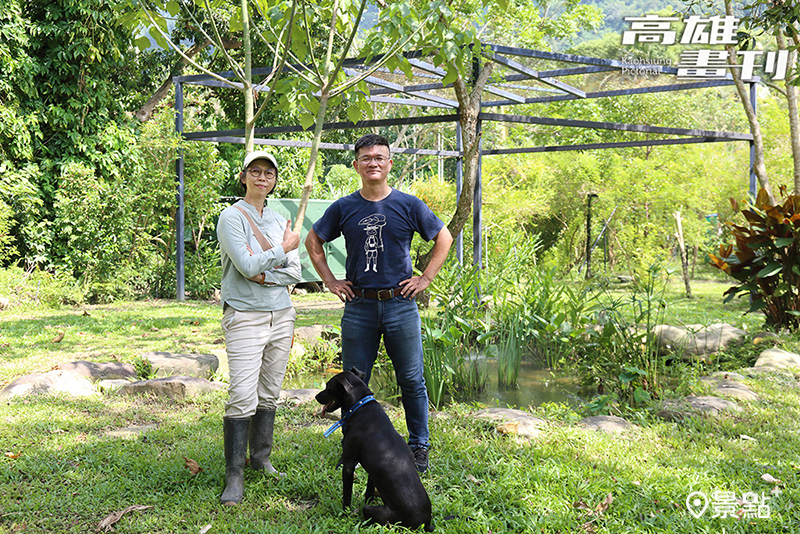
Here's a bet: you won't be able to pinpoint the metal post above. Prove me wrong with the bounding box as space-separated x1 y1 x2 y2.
437 129 444 180
749 82 757 197
473 119 483 269
455 123 464 265
175 80 186 301
585 193 597 279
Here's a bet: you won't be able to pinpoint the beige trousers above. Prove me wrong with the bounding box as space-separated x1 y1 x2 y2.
222 305 296 417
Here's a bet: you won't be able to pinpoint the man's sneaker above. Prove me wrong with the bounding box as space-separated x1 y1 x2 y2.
411 445 429 473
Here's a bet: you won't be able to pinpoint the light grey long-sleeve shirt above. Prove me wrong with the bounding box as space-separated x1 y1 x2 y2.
217 199 301 312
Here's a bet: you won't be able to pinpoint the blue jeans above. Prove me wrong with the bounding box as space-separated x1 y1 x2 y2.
341 295 429 448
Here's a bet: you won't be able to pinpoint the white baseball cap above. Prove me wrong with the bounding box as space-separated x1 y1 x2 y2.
242 150 278 172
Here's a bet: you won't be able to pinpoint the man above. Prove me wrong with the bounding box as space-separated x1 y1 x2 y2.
306 133 453 472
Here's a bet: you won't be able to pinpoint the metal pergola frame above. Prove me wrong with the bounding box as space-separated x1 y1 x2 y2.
172 43 756 300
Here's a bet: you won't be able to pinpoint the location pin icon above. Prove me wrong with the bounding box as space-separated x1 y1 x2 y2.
686 491 709 519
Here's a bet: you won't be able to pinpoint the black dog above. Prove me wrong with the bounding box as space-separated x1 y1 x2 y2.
316 368 434 531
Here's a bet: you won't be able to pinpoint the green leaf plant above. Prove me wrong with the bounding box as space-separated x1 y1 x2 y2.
709 186 800 330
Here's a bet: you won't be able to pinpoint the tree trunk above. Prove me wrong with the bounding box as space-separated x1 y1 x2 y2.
724 0 774 203
415 61 495 272
674 211 693 299
778 29 800 195
134 38 240 122
292 0 342 233
294 89 329 233
242 0 255 152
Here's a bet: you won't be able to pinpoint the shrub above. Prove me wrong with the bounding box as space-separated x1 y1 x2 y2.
709 186 800 330
576 263 672 412
0 266 84 308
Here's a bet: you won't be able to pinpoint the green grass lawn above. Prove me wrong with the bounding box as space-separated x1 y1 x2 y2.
2 287 800 533
3 374 800 533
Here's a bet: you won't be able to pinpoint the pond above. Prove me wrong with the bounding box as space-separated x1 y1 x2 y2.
456 361 586 409
293 360 587 410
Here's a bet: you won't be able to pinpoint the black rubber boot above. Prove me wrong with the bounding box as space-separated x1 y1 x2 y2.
221 417 250 506
249 409 280 474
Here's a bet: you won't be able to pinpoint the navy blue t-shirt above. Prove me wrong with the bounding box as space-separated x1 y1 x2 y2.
312 189 444 288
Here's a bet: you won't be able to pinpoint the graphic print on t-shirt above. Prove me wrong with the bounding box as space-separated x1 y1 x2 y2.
358 214 386 272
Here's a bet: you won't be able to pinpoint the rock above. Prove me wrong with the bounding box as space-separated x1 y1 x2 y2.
752 332 783 346
293 325 338 348
0 370 99 399
97 379 131 393
699 377 759 401
656 395 742 421
140 352 219 379
290 343 307 359
471 408 546 439
655 323 746 358
579 415 637 434
755 349 800 370
280 388 320 405
54 361 137 382
119 376 225 400
708 371 747 382
0 296 9 310
104 424 159 440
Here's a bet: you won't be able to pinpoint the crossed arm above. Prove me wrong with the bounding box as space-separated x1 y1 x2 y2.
305 226 453 302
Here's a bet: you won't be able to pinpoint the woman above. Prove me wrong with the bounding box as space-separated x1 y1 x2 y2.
216 150 301 506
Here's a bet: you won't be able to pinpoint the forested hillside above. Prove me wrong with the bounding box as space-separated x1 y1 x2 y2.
0 0 796 304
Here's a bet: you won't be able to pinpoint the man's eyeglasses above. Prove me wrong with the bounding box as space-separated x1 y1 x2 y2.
357 156 388 164
247 168 276 178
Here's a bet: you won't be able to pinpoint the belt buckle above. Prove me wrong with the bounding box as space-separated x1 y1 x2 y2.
377 289 392 300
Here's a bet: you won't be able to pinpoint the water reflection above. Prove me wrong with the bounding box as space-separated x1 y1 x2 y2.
455 361 585 409
292 361 586 410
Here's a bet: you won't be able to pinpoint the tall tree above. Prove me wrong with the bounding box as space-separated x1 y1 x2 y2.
118 0 298 152
370 0 602 269
722 0 775 203
118 0 437 235
737 0 800 194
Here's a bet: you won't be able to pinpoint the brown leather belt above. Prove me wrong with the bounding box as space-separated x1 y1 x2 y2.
352 287 403 300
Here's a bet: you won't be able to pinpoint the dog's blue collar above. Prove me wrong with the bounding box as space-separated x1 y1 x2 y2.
323 395 376 438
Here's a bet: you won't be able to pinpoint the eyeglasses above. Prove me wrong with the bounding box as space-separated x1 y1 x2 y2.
357 155 388 164
247 168 276 178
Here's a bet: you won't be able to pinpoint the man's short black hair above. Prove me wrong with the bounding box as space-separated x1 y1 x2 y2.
354 134 390 158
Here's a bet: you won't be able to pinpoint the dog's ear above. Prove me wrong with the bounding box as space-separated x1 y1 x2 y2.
350 367 367 381
340 374 354 396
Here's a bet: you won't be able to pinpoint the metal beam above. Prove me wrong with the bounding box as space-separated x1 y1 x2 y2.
483 84 527 103
366 96 453 109
182 113 460 139
345 68 458 108
482 136 749 155
482 78 737 107
187 135 461 156
484 44 631 69
478 112 753 140
487 53 586 98
174 81 185 301
407 58 446 77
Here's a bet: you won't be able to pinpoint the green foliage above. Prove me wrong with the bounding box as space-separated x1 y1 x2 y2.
318 164 361 200
424 230 591 402
709 186 800 330
577 263 672 412
0 163 49 268
423 260 490 408
133 356 158 380
0 266 84 308
54 158 138 301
